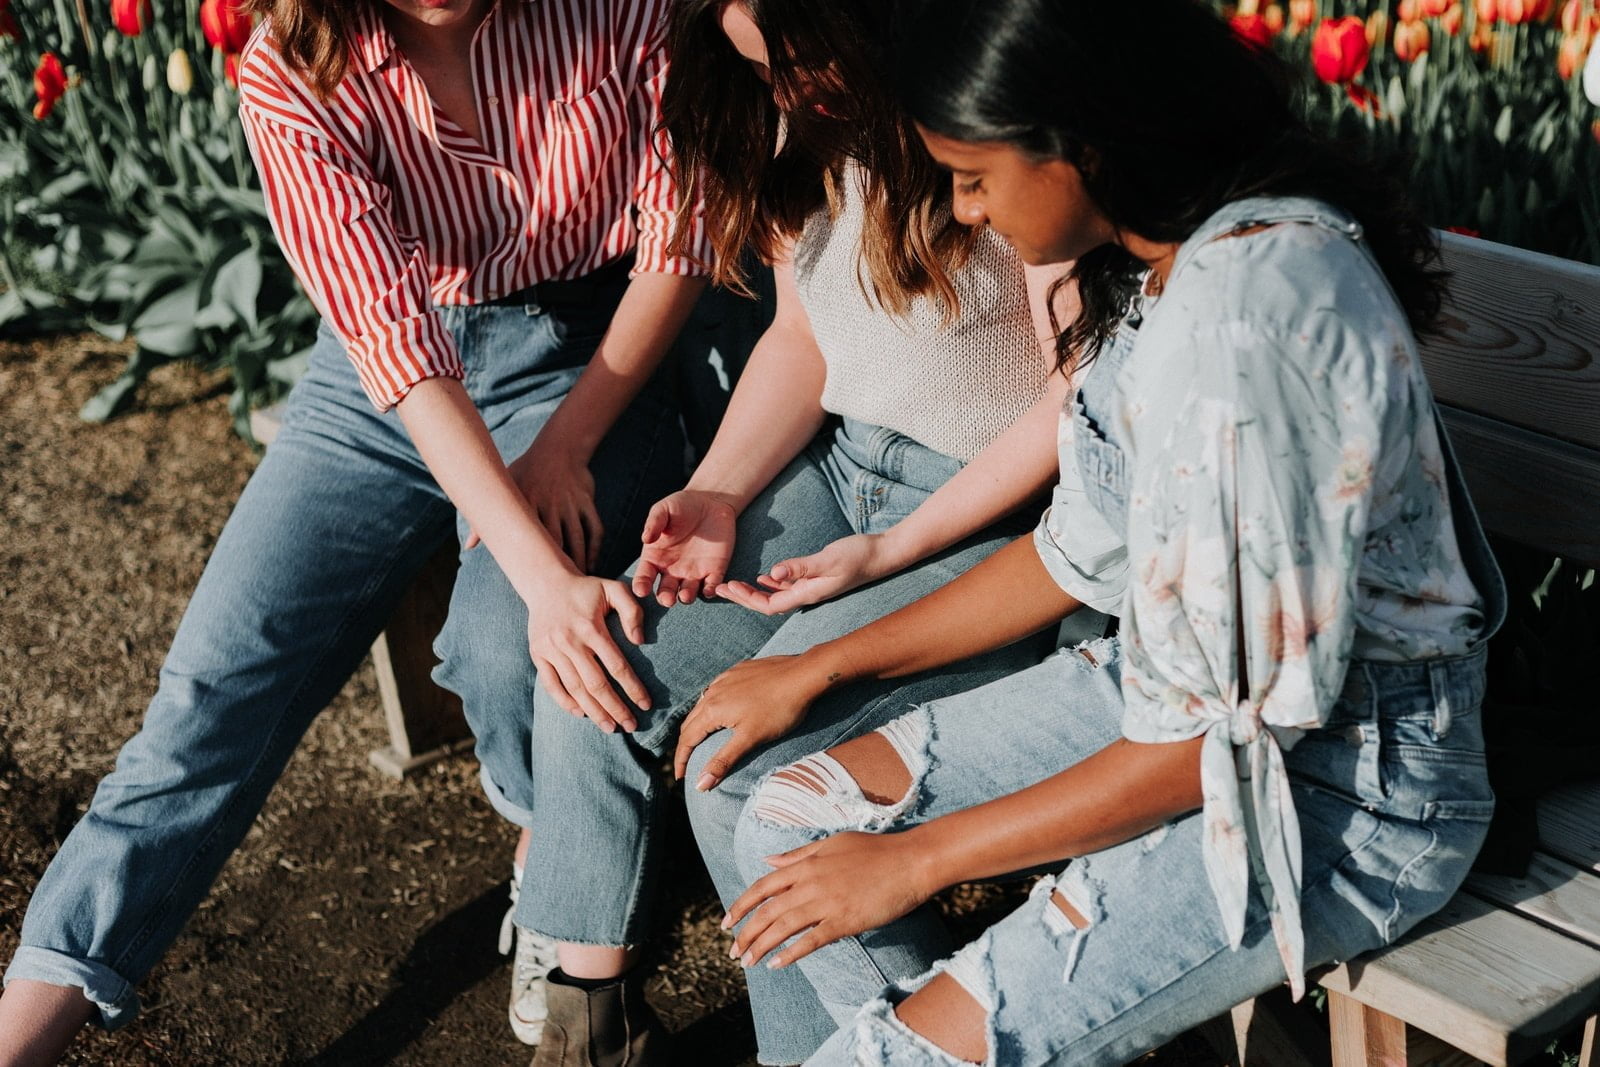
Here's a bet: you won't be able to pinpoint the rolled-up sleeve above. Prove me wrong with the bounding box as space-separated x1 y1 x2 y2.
238 56 462 411
1034 409 1128 612
626 44 711 277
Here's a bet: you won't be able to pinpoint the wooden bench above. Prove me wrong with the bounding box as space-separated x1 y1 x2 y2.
1225 233 1600 1067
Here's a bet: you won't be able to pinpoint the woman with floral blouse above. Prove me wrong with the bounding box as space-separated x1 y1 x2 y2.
678 0 1509 1062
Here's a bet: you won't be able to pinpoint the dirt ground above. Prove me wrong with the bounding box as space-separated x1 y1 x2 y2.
0 334 1232 1065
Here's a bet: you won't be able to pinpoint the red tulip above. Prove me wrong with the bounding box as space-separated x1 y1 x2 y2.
1231 13 1275 47
111 0 150 36
33 52 66 120
200 0 252 53
1395 18 1432 59
1422 0 1454 13
1312 16 1371 82
0 0 19 41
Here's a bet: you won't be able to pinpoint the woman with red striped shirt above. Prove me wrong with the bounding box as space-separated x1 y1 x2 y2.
0 0 712 1060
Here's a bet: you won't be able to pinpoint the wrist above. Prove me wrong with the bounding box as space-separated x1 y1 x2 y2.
899 822 955 900
680 482 749 516
869 527 920 576
805 639 869 693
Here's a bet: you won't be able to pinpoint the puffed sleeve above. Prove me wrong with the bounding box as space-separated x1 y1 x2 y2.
1033 404 1127 613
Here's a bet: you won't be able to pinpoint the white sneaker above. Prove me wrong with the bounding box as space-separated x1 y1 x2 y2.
500 876 559 1045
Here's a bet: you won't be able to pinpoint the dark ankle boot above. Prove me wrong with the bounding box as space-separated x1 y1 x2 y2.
530 968 667 1067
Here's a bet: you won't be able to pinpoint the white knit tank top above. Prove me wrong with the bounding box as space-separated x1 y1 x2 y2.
791 168 1048 461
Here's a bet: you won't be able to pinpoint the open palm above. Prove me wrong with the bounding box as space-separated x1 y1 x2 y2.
632 490 740 606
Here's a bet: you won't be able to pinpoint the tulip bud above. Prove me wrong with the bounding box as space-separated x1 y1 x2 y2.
167 48 194 95
32 52 67 120
1290 0 1318 32
1312 16 1372 83
142 52 159 91
1559 32 1590 78
1397 19 1432 60
1232 13 1275 48
1265 4 1287 32
1476 0 1500 21
1368 9 1392 46
1422 0 1454 13
1585 31 1600 103
1442 4 1465 35
111 0 150 36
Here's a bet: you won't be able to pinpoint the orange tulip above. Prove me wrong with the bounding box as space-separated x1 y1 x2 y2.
1470 21 1496 49
1476 0 1499 21
1396 18 1432 58
225 51 241 87
1559 32 1591 77
33 52 66 120
1367 9 1391 45
1312 16 1371 82
1290 0 1318 31
1422 0 1454 13
1398 0 1418 20
1560 0 1596 34
1265 4 1287 31
1442 3 1466 34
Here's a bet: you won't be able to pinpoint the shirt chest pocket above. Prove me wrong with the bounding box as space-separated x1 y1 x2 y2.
1073 395 1129 533
541 67 631 220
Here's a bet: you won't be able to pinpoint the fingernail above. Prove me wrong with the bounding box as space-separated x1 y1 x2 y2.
696 773 716 792
741 951 753 967
727 943 740 959
767 958 783 970
719 915 732 931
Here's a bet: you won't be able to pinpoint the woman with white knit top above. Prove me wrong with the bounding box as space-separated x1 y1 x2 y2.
467 1 1097 1060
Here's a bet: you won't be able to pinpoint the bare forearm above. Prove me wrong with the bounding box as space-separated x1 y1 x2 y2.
683 318 828 512
878 374 1067 572
397 377 575 599
809 537 1075 687
909 737 1205 892
537 273 706 460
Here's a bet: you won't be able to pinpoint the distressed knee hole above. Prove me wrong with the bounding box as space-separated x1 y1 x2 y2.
1051 890 1090 930
750 708 931 832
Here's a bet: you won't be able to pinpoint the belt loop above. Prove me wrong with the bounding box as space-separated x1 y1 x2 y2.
1427 661 1453 741
523 300 543 317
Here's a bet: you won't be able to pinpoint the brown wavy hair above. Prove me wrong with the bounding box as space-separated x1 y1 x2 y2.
245 0 363 98
663 0 974 316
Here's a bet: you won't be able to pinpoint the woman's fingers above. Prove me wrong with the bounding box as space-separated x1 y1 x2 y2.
714 581 778 614
673 707 719 781
768 926 835 969
559 507 587 572
605 581 647 646
589 634 651 715
695 727 764 791
677 578 702 605
724 869 788 930
654 573 683 608
737 895 820 967
631 558 661 599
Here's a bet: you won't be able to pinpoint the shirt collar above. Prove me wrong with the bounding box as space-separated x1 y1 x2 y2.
350 0 536 75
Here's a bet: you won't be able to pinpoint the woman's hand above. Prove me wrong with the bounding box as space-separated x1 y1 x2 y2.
723 831 936 969
632 489 741 607
673 654 831 789
468 436 603 573
714 533 898 616
528 573 652 733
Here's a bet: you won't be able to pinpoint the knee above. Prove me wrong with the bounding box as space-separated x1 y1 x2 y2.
732 707 934 879
433 611 535 734
684 739 748 843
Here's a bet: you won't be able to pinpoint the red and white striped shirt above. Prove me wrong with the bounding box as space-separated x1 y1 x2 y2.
237 0 711 411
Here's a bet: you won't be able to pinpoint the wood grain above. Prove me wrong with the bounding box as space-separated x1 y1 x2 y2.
1319 893 1600 1066
1540 783 1600 875
1329 991 1410 1067
1437 405 1600 565
1466 854 1600 949
1423 234 1600 452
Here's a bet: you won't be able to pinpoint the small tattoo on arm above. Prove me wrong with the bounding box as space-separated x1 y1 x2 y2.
827 672 842 683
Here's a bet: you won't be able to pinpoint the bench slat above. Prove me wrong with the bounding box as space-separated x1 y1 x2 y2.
1466 852 1600 950
1540 783 1600 875
1424 234 1600 453
1319 893 1600 1066
1438 405 1600 565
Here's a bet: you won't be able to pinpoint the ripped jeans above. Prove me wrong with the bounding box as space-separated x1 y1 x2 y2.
733 641 1495 1065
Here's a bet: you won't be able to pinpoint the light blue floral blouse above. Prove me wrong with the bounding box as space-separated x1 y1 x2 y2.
1034 195 1487 995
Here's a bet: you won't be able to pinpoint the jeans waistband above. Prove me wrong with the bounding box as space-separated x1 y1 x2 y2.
484 255 634 311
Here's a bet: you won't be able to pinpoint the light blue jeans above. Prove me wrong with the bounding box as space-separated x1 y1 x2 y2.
463 418 1053 1064
3 277 685 1028
733 640 1496 1065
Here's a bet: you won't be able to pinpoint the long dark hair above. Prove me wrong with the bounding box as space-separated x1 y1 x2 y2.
663 0 974 315
894 0 1447 372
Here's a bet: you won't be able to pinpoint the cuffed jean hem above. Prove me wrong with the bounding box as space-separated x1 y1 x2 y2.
479 763 537 830
4 946 140 1030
